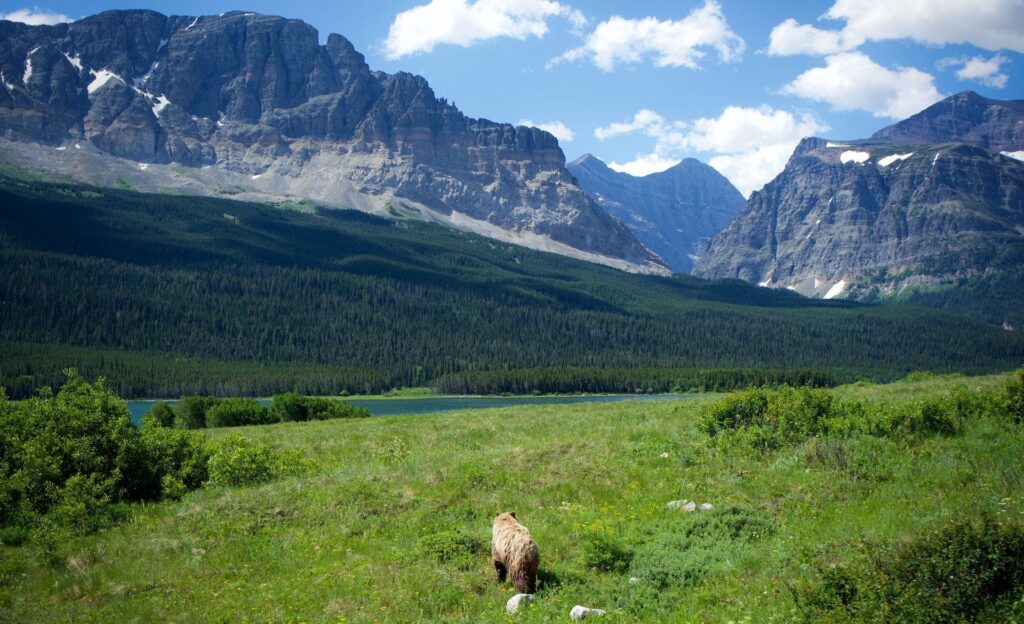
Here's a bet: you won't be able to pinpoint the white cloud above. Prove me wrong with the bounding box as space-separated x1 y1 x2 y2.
767 18 847 56
608 153 681 177
517 119 575 142
939 54 1010 88
768 0 1024 57
551 0 744 71
0 7 71 25
596 105 827 196
383 0 584 59
782 52 943 120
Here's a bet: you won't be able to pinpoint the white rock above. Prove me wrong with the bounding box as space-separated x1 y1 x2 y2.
628 576 640 584
665 499 689 509
699 502 714 511
659 452 669 458
506 593 534 614
570 605 606 619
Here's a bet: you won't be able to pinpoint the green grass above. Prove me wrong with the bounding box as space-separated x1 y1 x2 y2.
2 374 1023 622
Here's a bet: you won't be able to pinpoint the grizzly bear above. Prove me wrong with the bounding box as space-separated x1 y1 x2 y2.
492 511 540 594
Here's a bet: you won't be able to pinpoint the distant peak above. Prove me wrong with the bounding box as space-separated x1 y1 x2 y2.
568 153 612 172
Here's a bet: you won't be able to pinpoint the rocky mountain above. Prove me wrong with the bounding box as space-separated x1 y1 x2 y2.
0 10 665 274
692 92 1024 309
871 90 1024 154
567 154 744 273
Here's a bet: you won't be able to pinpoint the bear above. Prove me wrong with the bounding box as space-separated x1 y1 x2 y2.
492 511 540 594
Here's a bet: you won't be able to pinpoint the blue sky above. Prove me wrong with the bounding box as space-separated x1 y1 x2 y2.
2 0 1022 195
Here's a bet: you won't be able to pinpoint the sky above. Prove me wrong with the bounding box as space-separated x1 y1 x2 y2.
2 0 1023 196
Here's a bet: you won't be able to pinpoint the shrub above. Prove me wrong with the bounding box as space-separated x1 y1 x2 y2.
137 420 211 497
580 532 633 573
417 529 486 566
175 395 218 429
142 402 176 428
206 398 275 428
0 371 143 531
206 435 309 487
629 505 772 589
270 393 372 422
794 517 1024 623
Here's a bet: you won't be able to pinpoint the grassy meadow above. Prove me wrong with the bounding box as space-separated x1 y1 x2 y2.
2 372 1024 622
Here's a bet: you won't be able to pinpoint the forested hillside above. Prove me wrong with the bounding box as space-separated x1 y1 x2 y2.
1 170 1022 397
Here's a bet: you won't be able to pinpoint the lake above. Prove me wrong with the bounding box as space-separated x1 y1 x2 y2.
127 393 693 424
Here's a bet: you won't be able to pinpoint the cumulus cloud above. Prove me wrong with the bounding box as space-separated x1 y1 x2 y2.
0 7 71 25
768 0 1024 57
517 119 575 142
596 105 827 196
551 0 744 71
938 54 1011 88
383 0 584 59
767 18 847 56
782 52 943 120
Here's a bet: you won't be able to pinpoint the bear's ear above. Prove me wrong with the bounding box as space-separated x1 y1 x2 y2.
511 511 517 518
495 512 500 517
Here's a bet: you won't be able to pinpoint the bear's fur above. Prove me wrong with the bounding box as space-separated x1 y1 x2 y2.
492 511 540 594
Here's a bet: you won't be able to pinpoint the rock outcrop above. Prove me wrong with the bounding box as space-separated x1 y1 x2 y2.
567 154 744 273
0 10 665 274
693 93 1024 299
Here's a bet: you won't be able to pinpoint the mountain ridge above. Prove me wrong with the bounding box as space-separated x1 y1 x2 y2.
0 9 666 274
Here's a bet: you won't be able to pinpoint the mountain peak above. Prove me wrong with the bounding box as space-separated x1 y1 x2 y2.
872 91 1024 151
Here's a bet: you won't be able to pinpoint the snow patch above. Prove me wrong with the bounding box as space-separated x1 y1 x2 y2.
757 279 772 287
0 71 14 91
823 280 848 300
825 142 848 148
185 17 199 30
216 111 226 127
23 46 40 85
151 94 171 117
55 146 66 151
135 61 159 86
157 38 168 52
74 143 81 149
251 173 263 180
816 218 822 225
87 69 125 94
840 150 870 164
1001 151 1024 162
62 52 82 71
138 163 149 171
878 152 914 167
814 277 822 289
932 152 942 166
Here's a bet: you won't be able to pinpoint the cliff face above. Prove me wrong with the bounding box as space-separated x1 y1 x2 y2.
692 135 1024 299
0 10 665 274
567 154 744 273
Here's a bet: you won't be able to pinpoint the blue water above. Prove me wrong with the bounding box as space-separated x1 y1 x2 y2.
127 393 693 424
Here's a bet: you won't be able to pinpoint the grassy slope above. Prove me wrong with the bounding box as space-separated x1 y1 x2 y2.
1 373 1021 622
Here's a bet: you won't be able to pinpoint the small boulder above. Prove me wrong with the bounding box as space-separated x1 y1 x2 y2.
628 576 640 584
699 502 714 511
665 499 688 509
659 452 670 458
570 605 606 619
506 593 534 614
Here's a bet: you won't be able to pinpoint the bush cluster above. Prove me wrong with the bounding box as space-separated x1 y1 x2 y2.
0 372 317 558
701 374 1018 451
794 517 1024 623
628 505 772 589
173 393 370 429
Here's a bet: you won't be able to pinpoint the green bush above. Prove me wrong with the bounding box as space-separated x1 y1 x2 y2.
206 398 275 428
175 395 218 429
206 435 309 487
0 371 214 551
270 392 372 422
629 505 771 589
142 402 177 428
416 529 486 567
703 383 1009 451
579 532 633 573
0 371 143 531
794 517 1024 623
